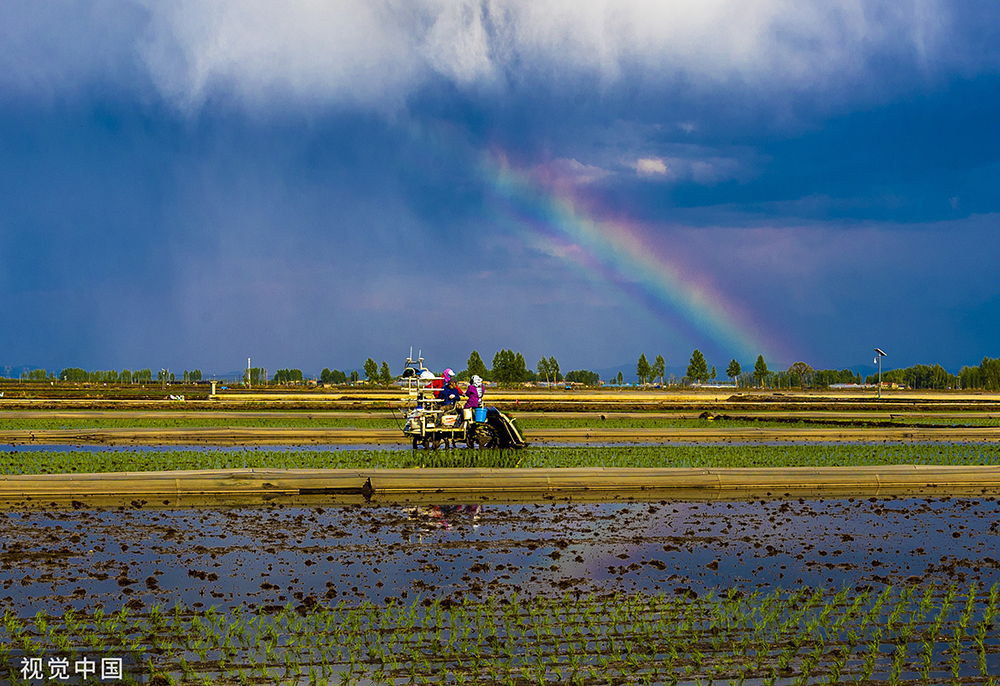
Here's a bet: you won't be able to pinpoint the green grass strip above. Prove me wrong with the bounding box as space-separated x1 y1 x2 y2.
4 415 998 431
4 443 1000 475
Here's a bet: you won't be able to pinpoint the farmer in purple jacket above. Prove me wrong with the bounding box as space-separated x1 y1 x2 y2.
465 375 484 410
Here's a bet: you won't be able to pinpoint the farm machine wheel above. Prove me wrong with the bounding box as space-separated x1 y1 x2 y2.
472 424 499 449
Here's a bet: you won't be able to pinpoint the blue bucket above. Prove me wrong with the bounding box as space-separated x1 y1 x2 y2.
474 407 488 423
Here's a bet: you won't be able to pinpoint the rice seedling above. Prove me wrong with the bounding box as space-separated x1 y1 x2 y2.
9 441 1000 474
2 581 998 684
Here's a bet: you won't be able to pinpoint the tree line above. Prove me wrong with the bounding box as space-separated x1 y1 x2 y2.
628 351 865 389
630 350 1000 391
9 354 1000 391
959 358 1000 390
53 368 202 384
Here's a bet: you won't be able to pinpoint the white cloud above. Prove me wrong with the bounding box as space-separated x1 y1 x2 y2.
139 0 429 110
0 0 965 110
635 157 668 176
421 0 496 86
630 155 748 184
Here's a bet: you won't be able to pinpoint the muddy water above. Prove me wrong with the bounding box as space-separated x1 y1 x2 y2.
1 496 998 615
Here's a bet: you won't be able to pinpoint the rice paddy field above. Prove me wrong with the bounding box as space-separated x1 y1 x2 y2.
3 443 1000 475
2 387 1000 684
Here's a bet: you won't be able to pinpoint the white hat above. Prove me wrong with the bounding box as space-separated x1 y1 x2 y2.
472 375 483 385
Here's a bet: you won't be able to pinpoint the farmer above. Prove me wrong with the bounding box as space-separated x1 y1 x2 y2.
439 372 463 407
432 368 455 399
465 375 484 410
430 368 448 398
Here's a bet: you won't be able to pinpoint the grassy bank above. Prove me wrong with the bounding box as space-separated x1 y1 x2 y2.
4 444 1000 475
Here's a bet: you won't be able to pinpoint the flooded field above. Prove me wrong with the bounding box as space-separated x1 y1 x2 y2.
2 494 1000 684
3 495 999 614
3 393 1000 683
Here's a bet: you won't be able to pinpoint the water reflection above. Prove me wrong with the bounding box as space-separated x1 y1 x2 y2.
1 496 999 616
404 504 482 533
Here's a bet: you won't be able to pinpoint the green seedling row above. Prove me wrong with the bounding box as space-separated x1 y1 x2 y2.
4 415 999 432
0 417 401 431
4 443 1000 475
1 583 998 684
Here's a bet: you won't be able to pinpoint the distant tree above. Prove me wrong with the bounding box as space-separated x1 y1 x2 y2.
636 354 651 386
349 370 360 383
548 356 560 383
565 370 600 386
121 369 132 384
980 357 1000 391
467 351 488 380
492 349 528 386
959 365 980 390
813 368 862 388
330 369 347 384
617 371 624 386
711 365 717 382
687 350 709 383
787 362 814 388
491 350 506 384
59 368 87 382
866 363 957 390
492 350 510 385
379 361 393 386
753 355 769 387
273 369 302 384
651 355 666 386
320 367 349 384
515 352 527 381
537 357 551 385
363 358 378 384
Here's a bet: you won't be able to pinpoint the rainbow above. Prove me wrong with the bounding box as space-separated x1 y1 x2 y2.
480 151 786 364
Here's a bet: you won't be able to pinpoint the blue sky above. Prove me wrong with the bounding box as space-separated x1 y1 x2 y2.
1 0 999 378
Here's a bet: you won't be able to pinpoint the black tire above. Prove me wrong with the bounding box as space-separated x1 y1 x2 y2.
474 424 498 449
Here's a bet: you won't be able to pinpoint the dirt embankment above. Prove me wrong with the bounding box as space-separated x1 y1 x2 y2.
4 386 1000 412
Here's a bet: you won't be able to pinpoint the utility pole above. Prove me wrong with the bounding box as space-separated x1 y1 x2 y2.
874 348 887 400
247 357 251 390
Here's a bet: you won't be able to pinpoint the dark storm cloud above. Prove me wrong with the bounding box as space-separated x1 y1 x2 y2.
2 1 1000 374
